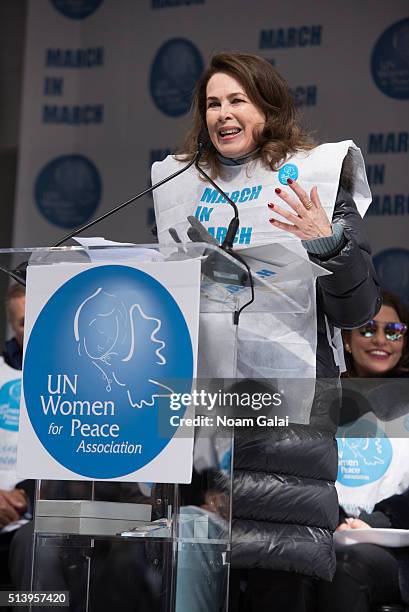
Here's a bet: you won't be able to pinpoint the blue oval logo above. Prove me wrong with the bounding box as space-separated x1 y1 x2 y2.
278 163 299 185
24 265 193 479
150 38 204 117
50 0 103 19
0 379 21 432
337 419 392 487
371 18 409 99
34 154 102 229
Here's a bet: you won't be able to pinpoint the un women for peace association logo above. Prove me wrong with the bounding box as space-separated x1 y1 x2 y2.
371 18 409 99
278 163 299 185
337 419 392 488
0 380 21 432
150 38 204 117
50 0 103 20
24 266 193 479
35 155 102 229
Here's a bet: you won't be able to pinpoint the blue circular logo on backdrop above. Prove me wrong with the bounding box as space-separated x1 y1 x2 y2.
337 419 393 487
374 248 409 307
35 155 102 229
50 0 103 19
371 18 409 99
278 163 299 185
0 379 21 432
24 266 193 479
150 38 204 117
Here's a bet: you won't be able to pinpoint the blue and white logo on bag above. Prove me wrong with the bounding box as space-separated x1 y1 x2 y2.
0 380 21 432
150 38 204 117
278 163 298 185
35 155 102 229
50 0 103 19
24 265 193 479
371 18 409 99
337 419 393 487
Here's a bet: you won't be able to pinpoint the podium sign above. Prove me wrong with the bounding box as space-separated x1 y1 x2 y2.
17 259 200 483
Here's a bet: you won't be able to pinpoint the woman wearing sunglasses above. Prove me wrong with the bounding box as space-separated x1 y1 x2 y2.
343 290 409 378
317 290 409 612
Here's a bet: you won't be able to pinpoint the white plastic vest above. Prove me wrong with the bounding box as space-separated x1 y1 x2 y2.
152 142 371 423
152 140 371 255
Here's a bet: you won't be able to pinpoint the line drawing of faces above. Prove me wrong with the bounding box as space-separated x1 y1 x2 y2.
74 287 174 408
54 158 95 202
339 430 385 466
161 43 199 90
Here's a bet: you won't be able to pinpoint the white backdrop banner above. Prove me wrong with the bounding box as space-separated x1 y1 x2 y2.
13 0 409 302
17 258 200 482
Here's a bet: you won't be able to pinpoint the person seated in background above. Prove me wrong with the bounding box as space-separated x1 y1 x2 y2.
342 289 408 379
0 283 33 587
367 487 409 608
3 283 25 370
316 289 409 612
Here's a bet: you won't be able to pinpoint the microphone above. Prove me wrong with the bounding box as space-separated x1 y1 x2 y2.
168 228 182 244
187 227 203 243
186 216 248 287
187 216 219 246
197 127 212 154
186 217 254 325
7 148 203 286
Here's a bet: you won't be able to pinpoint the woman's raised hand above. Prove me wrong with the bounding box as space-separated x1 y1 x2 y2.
268 178 332 241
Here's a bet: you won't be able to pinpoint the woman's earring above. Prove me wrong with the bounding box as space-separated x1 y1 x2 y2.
344 344 352 353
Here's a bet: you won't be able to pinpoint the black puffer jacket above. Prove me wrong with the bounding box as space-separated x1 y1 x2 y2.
231 185 381 581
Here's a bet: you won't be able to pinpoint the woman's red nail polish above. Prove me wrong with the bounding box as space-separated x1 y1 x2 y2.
287 178 293 185
268 202 274 208
275 187 281 194
269 218 276 224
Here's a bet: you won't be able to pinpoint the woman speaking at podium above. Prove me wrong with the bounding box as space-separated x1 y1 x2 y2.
153 52 380 612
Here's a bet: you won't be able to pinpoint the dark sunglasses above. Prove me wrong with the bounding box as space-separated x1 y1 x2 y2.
358 320 408 341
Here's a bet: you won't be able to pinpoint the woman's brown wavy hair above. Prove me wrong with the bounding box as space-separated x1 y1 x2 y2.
178 51 315 177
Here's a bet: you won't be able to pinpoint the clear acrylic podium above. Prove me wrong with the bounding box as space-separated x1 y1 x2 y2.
1 242 319 612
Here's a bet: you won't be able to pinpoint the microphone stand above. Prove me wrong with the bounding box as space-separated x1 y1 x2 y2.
10 151 201 285
194 159 239 251
193 159 254 324
10 143 254 325
53 152 201 247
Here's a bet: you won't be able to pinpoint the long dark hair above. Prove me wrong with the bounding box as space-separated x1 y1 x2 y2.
178 52 314 177
343 290 409 377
